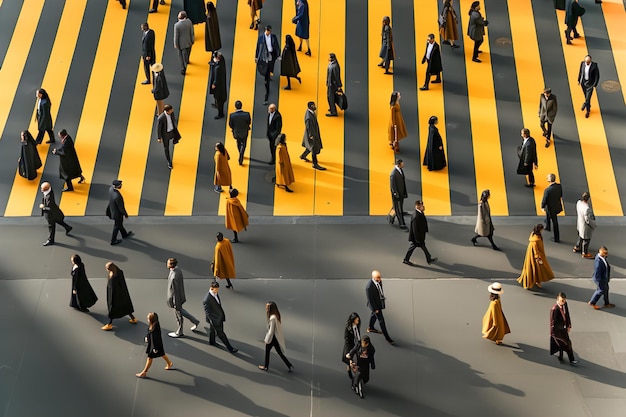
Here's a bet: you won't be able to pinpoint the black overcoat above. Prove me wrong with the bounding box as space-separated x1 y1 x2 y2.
107 270 134 319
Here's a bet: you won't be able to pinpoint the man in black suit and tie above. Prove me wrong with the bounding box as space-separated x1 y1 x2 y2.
107 180 133 245
517 128 538 187
390 159 408 230
228 100 251 166
255 25 280 106
203 281 238 353
157 104 181 169
419 34 442 91
404 200 437 265
588 246 615 309
541 173 563 243
39 182 72 246
326 53 342 117
365 270 395 345
577 55 599 118
266 103 282 165
140 23 156 85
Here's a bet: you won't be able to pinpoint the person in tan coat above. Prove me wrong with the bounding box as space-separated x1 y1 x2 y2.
212 232 235 289
440 0 460 48
388 91 407 153
275 134 295 192
214 142 232 193
517 224 555 289
471 190 500 250
225 189 249 243
482 282 510 345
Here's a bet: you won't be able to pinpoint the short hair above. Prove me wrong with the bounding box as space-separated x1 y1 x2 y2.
210 281 220 289
141 23 149 30
179 11 187 18
428 116 438 125
214 51 222 60
329 52 336 60
395 159 403 165
599 245 608 252
547 173 556 182
59 129 68 137
164 104 173 112
265 25 272 31
216 232 224 241
234 100 242 110
415 200 424 207
543 88 551 94
581 191 590 202
427 33 435 39
557 292 567 300
361 335 370 344
522 128 530 136
167 257 178 267
307 101 316 109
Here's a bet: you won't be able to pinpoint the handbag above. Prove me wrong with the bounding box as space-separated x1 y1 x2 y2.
335 89 348 111
438 14 445 27
516 145 523 159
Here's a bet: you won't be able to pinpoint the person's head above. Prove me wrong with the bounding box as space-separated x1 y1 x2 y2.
58 129 68 140
167 257 177 269
521 128 530 138
268 103 277 113
112 179 122 189
266 301 281 322
360 335 370 348
141 22 149 31
329 53 336 63
532 223 544 236
395 159 404 169
216 232 224 242
215 142 226 155
105 261 119 276
234 100 242 110
382 16 390 26
277 133 286 145
427 33 435 44
20 130 29 142
147 312 159 326
347 312 360 327
545 173 555 183
599 246 608 258
37 88 49 100
415 200 425 211
428 116 438 125
444 0 452 7
584 55 592 65
164 104 173 114
285 34 295 47
307 101 317 112
178 11 187 20
480 189 490 202
488 282 503 300
213 51 223 62
40 182 51 193
264 25 272 35
371 270 382 283
556 292 567 307
210 280 220 293
543 87 551 98
207 1 216 13
390 91 400 106
229 188 239 198
581 191 590 202
150 62 163 73
470 1 480 13
71 254 82 266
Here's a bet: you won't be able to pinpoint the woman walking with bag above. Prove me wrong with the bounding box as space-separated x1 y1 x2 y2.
388 91 407 153
342 312 361 380
136 312 175 378
258 302 293 372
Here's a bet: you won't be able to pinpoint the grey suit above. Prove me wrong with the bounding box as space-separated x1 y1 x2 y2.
174 18 195 73
538 93 558 139
300 109 323 166
167 266 199 336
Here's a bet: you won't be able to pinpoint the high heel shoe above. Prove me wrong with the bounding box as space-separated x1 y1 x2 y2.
471 238 477 246
296 76 301 84
297 46 302 52
258 365 268 371
305 50 311 56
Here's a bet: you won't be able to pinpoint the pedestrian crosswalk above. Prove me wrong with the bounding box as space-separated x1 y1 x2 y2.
0 0 624 218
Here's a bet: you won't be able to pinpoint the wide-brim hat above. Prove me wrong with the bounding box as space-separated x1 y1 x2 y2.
151 63 163 72
488 282 503 294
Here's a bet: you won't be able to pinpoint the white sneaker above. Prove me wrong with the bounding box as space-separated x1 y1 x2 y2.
190 324 198 332
168 332 183 338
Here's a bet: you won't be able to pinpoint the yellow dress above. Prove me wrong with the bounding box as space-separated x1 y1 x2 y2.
225 197 249 233
275 143 295 187
214 150 232 187
482 299 510 342
388 102 407 145
517 233 555 289
213 239 236 279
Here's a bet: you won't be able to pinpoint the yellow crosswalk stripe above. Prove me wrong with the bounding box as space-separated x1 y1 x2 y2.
58 1 131 215
5 0 86 216
508 0 561 215
556 10 622 216
459 0 508 215
415 0 451 215
368 0 394 215
602 0 626 107
117 3 172 215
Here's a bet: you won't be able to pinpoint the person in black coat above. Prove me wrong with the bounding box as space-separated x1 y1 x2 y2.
365 270 394 345
157 104 182 169
204 2 221 53
203 281 238 353
347 335 375 398
266 103 282 165
151 63 169 116
516 128 538 187
550 292 578 365
69 254 98 313
564 0 585 44
300 102 325 170
326 53 342 117
51 130 85 192
419 34 442 90
390 159 408 230
102 262 136 331
184 0 207 24
136 312 175 377
554 0 566 10
35 89 55 144
404 200 437 265
228 100 251 166
18 130 42 180
107 180 133 245
210 51 227 119
280 35 302 90
39 182 72 246
342 312 361 380
255 25 280 105
140 23 156 85
541 173 563 243
423 116 446 171
577 55 599 118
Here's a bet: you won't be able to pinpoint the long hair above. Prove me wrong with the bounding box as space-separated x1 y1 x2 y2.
147 312 159 330
531 223 544 237
390 91 399 106
346 312 360 329
382 16 390 29
215 142 226 155
106 262 120 278
468 1 479 15
21 130 35 143
206 1 216 15
480 190 490 203
37 88 50 104
266 301 281 323
71 254 83 266
285 34 295 50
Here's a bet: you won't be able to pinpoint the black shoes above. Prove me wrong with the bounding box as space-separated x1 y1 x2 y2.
312 165 327 171
65 226 73 236
124 231 134 239
471 238 477 246
402 259 415 266
111 239 122 246
427 257 438 265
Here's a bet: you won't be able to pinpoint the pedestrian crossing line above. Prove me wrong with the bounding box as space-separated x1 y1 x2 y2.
601 0 626 107
58 1 130 216
273 0 320 215
313 0 345 215
116 4 172 216
4 0 86 217
459 0 508 215
368 0 394 216
557 11 623 216
415 0 451 216
508 0 562 216
0 0 44 144
217 0 257 215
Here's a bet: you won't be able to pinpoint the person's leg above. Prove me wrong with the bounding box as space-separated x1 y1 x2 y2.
215 322 235 351
551 212 560 241
58 219 72 233
544 210 552 231
311 153 319 166
136 357 153 377
264 74 270 102
584 86 594 112
602 285 610 306
48 221 56 242
174 308 184 335
368 311 377 331
162 354 174 369
419 243 433 262
582 238 590 255
178 50 186 73
208 321 217 344
233 231 238 242
404 242 417 262
268 138 275 163
273 337 293 368
527 170 535 185
143 57 151 81
285 76 292 89
487 234 499 250
64 178 74 191
305 39 311 54
46 129 55 143
225 278 233 288
574 236 583 251
263 341 272 368
35 130 45 144
180 308 199 326
423 70 431 89
327 88 337 115
163 141 172 165
111 222 120 243
546 122 553 140
589 286 603 305
376 311 393 343
392 199 404 226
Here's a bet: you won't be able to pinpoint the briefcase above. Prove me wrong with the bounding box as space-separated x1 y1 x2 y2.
335 89 348 111
387 207 395 225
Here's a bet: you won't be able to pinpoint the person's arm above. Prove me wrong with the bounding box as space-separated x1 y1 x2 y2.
264 317 276 344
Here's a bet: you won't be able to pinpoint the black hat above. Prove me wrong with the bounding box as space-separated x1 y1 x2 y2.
112 180 122 187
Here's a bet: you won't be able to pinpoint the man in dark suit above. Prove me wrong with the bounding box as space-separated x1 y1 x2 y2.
157 104 181 169
107 180 133 246
365 270 395 345
419 34 442 91
326 53 342 116
517 128 538 187
577 55 599 118
541 173 563 243
140 23 156 84
538 88 558 147
266 103 282 165
390 159 408 230
228 100 251 166
588 246 615 309
203 281 238 353
51 130 85 192
210 51 227 119
39 182 72 246
550 292 578 365
564 0 584 44
255 25 280 105
404 200 437 265
300 101 326 170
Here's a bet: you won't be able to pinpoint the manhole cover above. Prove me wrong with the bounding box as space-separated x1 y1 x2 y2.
601 80 620 93
495 37 512 47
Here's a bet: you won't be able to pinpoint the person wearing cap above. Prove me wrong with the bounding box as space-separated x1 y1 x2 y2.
140 23 156 84
550 292 578 364
225 189 249 243
211 232 235 289
107 180 133 246
157 104 181 169
173 11 195 75
209 51 227 119
255 25 280 106
39 182 72 246
481 282 510 345
151 63 169 117
275 133 295 193
538 88 558 147
326 52 342 117
517 224 554 289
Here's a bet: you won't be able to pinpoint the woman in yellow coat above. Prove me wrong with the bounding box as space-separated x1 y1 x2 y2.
517 224 555 289
225 189 249 243
214 142 232 193
275 133 295 193
212 232 235 289
388 91 407 153
482 282 510 345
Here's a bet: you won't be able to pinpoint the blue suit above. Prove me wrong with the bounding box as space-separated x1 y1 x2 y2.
589 254 611 306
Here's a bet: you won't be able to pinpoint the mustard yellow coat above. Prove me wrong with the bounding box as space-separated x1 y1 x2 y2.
388 102 407 144
275 143 295 187
482 299 510 342
225 197 249 232
214 150 232 187
213 239 235 279
517 233 555 289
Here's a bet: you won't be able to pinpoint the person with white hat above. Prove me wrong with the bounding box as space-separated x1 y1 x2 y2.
151 63 169 117
482 282 510 345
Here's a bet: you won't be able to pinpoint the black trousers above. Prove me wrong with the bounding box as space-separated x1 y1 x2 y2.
111 216 129 243
264 335 292 369
263 59 277 101
423 70 441 88
47 219 71 242
565 25 579 40
368 310 392 342
208 320 234 350
267 138 276 162
327 87 339 115
472 39 483 60
472 233 497 248
64 177 74 191
162 138 173 164
527 170 535 185
581 82 595 111
404 241 432 263
544 209 560 241
391 198 406 227
300 149 319 166
540 120 553 139
36 129 55 144
235 137 247 165
142 57 152 81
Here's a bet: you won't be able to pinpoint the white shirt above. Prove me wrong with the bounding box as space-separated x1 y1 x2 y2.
165 112 174 132
265 33 273 53
584 63 590 81
209 289 220 304
373 279 385 300
426 42 434 60
269 111 274 124
43 189 51 197
522 137 529 147
395 166 404 176
352 324 361 345
599 256 608 268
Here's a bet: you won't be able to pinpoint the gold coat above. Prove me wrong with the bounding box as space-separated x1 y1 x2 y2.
214 150 232 187
213 239 235 279
225 197 249 233
517 233 555 289
388 102 407 144
482 299 510 342
275 143 295 187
